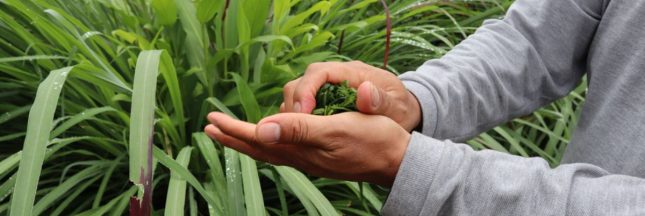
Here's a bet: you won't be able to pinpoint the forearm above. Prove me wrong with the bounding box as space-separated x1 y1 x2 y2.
382 132 645 215
402 0 603 141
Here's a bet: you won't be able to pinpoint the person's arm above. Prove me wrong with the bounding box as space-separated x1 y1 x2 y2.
403 0 606 141
382 132 645 215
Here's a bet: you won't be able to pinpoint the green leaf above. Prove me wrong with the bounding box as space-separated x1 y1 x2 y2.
206 97 236 117
231 73 261 123
345 182 382 212
152 147 220 209
237 35 294 51
164 146 193 216
33 164 103 215
50 106 116 138
196 0 223 23
193 133 225 215
157 51 186 139
276 166 338 216
10 66 75 216
152 0 178 25
224 148 245 215
240 154 265 216
0 105 31 125
175 0 206 84
0 152 21 177
282 1 331 34
0 55 67 63
129 51 159 184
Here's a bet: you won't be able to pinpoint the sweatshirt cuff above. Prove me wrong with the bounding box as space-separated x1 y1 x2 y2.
381 132 447 215
401 79 439 137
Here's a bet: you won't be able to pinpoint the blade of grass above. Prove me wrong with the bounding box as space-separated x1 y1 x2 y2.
493 127 528 157
164 146 192 216
0 105 31 126
231 73 265 215
33 164 103 215
0 174 16 203
224 148 245 215
92 156 124 208
50 106 116 138
205 97 245 215
129 50 158 187
152 147 220 208
196 0 223 23
0 152 21 177
75 186 137 216
10 66 74 216
174 0 207 84
345 182 382 212
276 166 338 216
129 50 164 215
158 51 186 139
240 154 265 216
152 0 177 25
188 188 198 216
193 132 226 215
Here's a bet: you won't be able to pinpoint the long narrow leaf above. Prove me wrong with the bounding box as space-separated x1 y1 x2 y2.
10 66 74 216
193 133 226 215
152 147 219 208
164 146 192 216
231 73 265 214
276 166 338 216
129 51 160 215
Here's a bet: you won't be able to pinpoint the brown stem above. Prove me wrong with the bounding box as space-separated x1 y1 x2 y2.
380 0 392 69
221 0 231 47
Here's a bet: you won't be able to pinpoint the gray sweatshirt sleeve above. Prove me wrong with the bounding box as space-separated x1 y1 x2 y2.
400 0 605 141
382 133 645 215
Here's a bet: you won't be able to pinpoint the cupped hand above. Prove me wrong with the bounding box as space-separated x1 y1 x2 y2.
281 61 422 131
204 111 411 187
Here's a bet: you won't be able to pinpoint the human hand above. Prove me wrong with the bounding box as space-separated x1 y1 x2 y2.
281 61 422 131
204 111 411 187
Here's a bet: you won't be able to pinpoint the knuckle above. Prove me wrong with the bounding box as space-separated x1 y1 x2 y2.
284 80 296 90
289 118 310 144
305 63 323 73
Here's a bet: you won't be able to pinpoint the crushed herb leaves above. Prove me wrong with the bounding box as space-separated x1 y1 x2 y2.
313 80 358 115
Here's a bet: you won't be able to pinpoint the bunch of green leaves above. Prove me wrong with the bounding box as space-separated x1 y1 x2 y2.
313 81 357 116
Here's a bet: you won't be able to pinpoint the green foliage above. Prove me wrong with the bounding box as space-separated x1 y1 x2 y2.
313 81 358 116
0 0 587 215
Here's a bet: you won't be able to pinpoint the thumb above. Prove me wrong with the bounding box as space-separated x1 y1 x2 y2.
356 81 390 115
255 113 327 146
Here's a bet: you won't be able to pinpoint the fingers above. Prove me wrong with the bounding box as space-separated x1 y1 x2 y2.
282 78 299 112
205 116 289 165
356 81 390 115
207 112 261 145
258 113 333 149
205 112 333 166
289 62 364 113
204 124 263 158
207 112 332 148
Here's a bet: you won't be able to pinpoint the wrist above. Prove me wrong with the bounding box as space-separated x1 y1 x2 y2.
403 90 422 132
376 131 410 187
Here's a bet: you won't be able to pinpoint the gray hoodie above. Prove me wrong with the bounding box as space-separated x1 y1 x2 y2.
383 0 645 215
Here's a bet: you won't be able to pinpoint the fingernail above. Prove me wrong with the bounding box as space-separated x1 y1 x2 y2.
258 122 281 143
370 83 381 108
293 102 302 113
